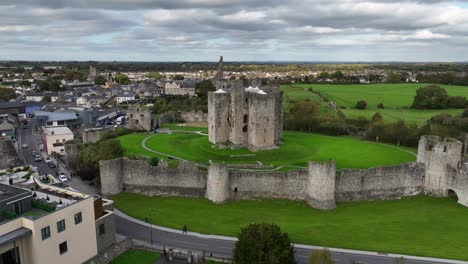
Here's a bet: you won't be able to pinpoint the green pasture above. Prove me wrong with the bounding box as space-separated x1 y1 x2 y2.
110 249 160 264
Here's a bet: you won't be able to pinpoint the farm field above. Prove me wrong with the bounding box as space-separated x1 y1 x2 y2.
118 130 415 169
280 83 468 124
112 193 468 261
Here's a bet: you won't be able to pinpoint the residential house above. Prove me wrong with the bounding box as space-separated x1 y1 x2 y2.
42 126 74 155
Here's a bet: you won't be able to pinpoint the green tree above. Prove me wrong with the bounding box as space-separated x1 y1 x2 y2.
447 96 467 109
233 223 295 264
356 100 367 109
147 72 165 79
371 112 383 123
391 120 409 146
173 74 184 80
94 75 107 85
412 85 448 109
115 73 131 85
196 80 215 97
0 87 16 101
308 249 334 264
286 100 320 132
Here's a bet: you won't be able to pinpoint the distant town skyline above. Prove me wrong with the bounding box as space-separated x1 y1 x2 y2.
2 0 468 62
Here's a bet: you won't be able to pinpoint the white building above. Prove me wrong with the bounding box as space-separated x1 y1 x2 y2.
0 182 115 264
43 126 74 155
116 95 135 104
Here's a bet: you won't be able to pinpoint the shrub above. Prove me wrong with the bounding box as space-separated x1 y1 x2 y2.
356 100 367 109
233 223 295 264
447 96 467 109
148 157 159 166
1 210 16 220
377 103 385 109
32 199 56 212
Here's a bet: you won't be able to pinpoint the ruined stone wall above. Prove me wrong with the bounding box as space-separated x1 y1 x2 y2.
465 134 468 155
126 104 154 131
206 164 230 203
180 110 208 123
424 139 463 196
208 92 229 144
82 127 113 143
417 135 441 164
335 162 425 202
229 169 309 200
100 158 207 197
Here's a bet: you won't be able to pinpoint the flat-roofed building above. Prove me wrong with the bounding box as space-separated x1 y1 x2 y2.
0 181 115 264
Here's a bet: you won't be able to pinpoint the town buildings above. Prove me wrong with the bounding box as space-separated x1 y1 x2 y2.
43 126 74 155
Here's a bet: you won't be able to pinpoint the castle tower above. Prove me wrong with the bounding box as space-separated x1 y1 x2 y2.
248 93 276 150
215 56 225 90
306 161 336 210
206 164 230 203
208 90 230 144
419 137 464 196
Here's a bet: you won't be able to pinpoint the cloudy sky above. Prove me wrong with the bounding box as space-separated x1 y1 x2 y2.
1 0 468 62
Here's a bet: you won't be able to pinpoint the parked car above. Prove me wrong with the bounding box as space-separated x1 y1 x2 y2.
44 157 52 163
58 174 68 182
48 162 56 168
22 144 28 148
32 150 37 156
34 155 42 162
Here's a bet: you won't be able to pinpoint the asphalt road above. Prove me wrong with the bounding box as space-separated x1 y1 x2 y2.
18 118 62 178
116 215 456 264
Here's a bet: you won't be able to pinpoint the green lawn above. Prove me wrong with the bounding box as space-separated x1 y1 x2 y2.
294 83 468 108
118 131 415 169
341 108 463 125
111 249 160 264
112 193 468 261
280 83 468 124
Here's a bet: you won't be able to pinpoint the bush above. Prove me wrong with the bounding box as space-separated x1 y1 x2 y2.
412 85 448 109
233 223 295 264
356 100 367 109
32 199 56 212
1 210 16 220
447 96 467 109
377 103 385 109
148 157 159 166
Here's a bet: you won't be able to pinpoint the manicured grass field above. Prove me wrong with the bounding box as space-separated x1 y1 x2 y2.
110 249 160 264
280 83 468 124
112 193 468 260
118 131 415 169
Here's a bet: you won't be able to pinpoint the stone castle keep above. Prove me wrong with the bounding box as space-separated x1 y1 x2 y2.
100 135 468 210
208 57 283 151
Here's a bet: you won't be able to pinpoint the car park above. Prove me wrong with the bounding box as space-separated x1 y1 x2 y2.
32 150 37 156
44 157 52 163
48 162 56 168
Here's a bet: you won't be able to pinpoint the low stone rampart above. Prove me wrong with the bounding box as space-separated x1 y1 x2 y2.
229 170 309 200
335 162 425 202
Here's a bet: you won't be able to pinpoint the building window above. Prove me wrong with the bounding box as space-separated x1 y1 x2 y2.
57 121 65 125
57 219 66 233
41 226 51 240
243 114 248 123
242 125 248 133
47 122 53 126
59 241 68 255
74 212 82 225
99 223 106 236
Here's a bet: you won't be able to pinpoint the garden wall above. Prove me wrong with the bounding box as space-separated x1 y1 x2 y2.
335 162 425 201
